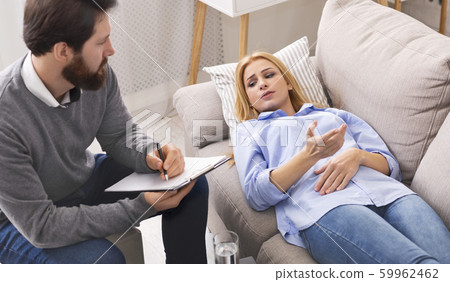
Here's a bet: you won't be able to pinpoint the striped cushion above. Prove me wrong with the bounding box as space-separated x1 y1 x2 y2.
203 36 328 136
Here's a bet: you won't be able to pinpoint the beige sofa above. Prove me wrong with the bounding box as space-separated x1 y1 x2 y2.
173 0 450 263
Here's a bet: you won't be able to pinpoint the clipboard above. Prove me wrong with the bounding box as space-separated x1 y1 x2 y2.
105 155 231 192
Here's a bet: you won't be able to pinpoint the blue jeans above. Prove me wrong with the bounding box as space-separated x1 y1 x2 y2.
301 195 450 264
0 154 209 264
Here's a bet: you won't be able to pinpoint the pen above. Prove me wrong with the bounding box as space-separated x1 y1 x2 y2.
156 143 169 181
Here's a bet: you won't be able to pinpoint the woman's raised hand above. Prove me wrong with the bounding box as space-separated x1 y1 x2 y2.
303 120 347 161
269 121 347 194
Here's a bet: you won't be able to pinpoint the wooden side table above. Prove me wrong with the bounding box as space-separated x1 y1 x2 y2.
188 0 288 85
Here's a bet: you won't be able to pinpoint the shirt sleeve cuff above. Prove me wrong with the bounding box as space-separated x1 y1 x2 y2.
256 169 290 206
373 151 402 181
135 145 158 174
133 193 157 220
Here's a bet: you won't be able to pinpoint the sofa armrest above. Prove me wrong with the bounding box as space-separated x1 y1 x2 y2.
173 81 229 150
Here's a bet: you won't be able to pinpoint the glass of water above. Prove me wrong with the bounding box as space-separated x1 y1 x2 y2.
214 230 239 264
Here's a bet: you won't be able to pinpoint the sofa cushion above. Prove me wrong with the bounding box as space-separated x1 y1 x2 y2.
173 81 229 149
317 0 450 184
257 234 317 264
411 112 450 229
107 227 144 264
197 140 279 259
310 56 331 106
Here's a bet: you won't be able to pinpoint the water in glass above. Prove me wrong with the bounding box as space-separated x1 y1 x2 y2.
214 241 238 264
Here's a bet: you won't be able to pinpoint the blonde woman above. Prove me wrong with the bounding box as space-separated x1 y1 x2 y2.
233 52 450 264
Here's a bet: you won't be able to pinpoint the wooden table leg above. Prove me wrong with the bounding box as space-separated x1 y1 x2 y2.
189 1 207 85
378 0 401 11
377 0 388 7
394 0 401 11
239 14 249 60
440 0 448 35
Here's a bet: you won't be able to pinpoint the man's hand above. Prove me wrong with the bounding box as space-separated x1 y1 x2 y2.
314 147 362 195
144 180 196 212
146 143 185 180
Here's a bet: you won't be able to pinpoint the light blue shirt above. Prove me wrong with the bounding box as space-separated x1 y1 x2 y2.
234 103 415 248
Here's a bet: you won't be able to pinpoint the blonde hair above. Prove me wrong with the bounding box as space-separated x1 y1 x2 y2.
234 52 311 122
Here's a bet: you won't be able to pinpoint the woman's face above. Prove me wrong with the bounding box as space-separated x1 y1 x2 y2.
243 58 295 115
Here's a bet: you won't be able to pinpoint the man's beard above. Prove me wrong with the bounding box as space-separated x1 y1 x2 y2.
62 54 108 91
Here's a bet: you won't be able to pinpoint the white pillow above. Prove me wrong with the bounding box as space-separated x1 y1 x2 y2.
203 36 328 136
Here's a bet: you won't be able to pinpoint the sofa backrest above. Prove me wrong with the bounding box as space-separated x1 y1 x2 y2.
316 0 450 185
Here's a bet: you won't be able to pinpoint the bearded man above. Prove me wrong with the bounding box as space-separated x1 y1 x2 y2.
0 0 209 264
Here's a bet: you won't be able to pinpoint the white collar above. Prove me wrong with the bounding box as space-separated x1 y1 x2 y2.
21 52 71 108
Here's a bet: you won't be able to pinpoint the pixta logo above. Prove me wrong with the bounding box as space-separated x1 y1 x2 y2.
126 109 171 153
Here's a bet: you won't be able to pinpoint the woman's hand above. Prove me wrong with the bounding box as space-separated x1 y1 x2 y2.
146 143 185 180
314 147 362 195
303 120 347 161
269 121 347 193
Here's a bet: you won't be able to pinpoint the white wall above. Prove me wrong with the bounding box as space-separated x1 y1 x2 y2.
402 0 450 36
220 0 328 63
0 0 28 71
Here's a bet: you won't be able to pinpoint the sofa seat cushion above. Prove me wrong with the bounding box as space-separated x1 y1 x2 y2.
197 140 279 259
411 112 450 229
317 0 450 185
257 234 317 264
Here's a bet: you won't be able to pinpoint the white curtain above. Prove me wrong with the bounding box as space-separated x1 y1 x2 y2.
108 0 224 115
0 0 28 71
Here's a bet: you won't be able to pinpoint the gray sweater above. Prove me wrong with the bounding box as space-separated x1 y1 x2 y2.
0 56 157 248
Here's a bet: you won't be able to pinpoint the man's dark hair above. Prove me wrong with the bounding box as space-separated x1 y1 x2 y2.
23 0 117 56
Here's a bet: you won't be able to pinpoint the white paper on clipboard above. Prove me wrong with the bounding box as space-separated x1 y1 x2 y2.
105 155 230 192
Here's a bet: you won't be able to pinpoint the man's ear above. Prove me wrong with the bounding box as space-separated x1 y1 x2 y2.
52 42 74 64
